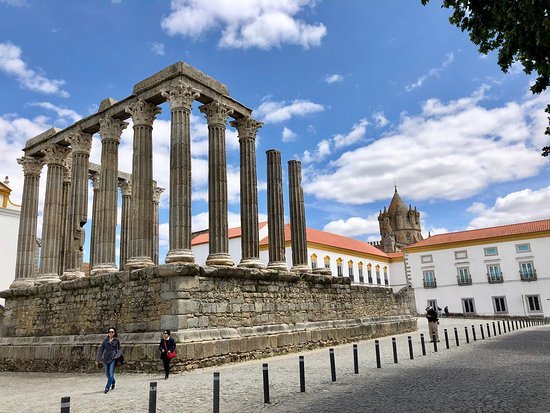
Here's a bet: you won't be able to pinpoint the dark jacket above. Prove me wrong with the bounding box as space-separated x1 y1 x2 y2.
426 309 438 323
96 337 121 364
159 337 176 358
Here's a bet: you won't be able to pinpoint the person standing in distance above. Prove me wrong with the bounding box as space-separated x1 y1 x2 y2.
426 306 440 342
95 327 121 393
159 330 176 379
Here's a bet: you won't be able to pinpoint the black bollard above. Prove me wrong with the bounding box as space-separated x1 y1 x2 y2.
444 329 449 349
420 333 426 356
375 340 381 368
454 327 459 346
432 334 438 352
329 348 337 381
515 320 518 330
503 320 507 333
213 372 220 413
148 382 157 413
480 324 485 340
507 320 511 332
60 397 70 413
471 325 477 341
465 326 470 343
487 323 491 338
408 336 414 359
492 322 497 337
392 338 398 363
262 363 270 404
353 344 359 374
498 320 502 335
299 356 305 392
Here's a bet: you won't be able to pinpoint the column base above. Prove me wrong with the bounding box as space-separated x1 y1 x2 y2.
165 249 195 263
205 253 234 267
238 258 264 268
267 261 287 271
126 257 155 270
291 264 311 273
9 278 36 289
60 270 86 281
90 264 119 276
35 273 61 284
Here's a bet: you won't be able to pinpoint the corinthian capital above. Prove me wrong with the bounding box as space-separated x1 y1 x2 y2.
99 117 128 143
42 144 70 166
161 79 200 111
67 130 93 154
199 100 234 126
152 183 165 204
118 179 131 196
17 156 44 177
230 116 263 141
124 99 161 126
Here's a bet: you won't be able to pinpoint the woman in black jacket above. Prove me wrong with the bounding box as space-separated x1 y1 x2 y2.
95 327 121 393
159 330 176 379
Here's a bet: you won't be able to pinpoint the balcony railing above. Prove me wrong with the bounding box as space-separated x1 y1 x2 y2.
423 278 437 288
520 269 537 281
457 276 472 286
487 272 503 284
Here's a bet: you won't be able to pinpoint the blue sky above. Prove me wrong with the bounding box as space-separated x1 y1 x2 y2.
1 0 549 262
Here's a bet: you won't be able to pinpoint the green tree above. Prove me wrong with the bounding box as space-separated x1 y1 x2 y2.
421 1 550 151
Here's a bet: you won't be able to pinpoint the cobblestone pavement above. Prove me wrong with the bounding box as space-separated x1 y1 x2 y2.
0 318 548 413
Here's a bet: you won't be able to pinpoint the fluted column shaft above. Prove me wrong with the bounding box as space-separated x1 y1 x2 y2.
11 156 43 288
63 131 92 280
37 144 70 283
266 149 287 270
162 80 198 263
92 117 127 275
89 172 100 268
199 100 234 267
119 179 131 270
231 117 263 268
125 99 161 269
288 160 309 272
153 183 164 265
59 164 71 276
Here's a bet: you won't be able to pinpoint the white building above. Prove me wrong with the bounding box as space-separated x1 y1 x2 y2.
404 219 550 317
0 178 21 305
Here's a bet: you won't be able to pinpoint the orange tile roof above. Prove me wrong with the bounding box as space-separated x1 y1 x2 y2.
405 219 550 249
191 221 268 246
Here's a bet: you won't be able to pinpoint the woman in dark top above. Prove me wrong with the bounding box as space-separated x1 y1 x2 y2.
159 329 176 379
95 327 121 393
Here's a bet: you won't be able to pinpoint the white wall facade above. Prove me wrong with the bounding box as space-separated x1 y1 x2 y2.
0 208 20 305
406 235 550 317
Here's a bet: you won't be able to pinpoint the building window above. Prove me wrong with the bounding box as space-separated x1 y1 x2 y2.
492 296 508 314
423 270 436 288
310 253 317 269
526 295 542 313
515 243 531 253
457 267 471 285
421 255 433 264
376 265 381 285
454 250 468 260
383 266 389 286
427 299 438 311
348 260 354 282
484 246 498 256
358 262 364 283
367 264 373 284
519 261 536 281
336 258 343 277
462 298 475 314
487 264 503 283
324 256 330 269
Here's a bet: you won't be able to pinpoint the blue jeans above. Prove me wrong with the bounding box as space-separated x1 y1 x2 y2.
104 360 116 390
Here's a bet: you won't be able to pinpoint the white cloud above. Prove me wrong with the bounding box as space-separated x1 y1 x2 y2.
405 52 454 92
467 186 550 229
0 42 69 97
0 0 26 6
372 111 389 128
150 42 165 56
282 127 297 142
161 0 327 50
324 74 343 84
302 139 331 163
333 118 368 148
303 85 550 204
29 102 81 124
255 99 324 124
323 214 380 238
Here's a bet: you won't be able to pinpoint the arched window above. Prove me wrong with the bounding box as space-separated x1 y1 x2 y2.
376 265 381 285
348 260 354 282
336 258 343 277
310 253 318 269
324 255 331 269
367 263 373 284
358 262 364 283
383 266 389 286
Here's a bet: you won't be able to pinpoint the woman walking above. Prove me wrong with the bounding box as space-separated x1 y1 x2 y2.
95 327 121 394
159 330 176 379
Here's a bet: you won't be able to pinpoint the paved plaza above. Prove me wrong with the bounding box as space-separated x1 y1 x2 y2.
0 318 548 412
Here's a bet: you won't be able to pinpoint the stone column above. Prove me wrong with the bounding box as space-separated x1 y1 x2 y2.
125 99 161 269
59 157 72 276
37 144 70 284
91 117 128 275
152 183 165 265
89 172 100 269
162 80 199 263
231 116 263 268
62 131 92 280
199 100 234 267
10 156 43 288
288 160 310 272
266 149 287 270
119 179 131 270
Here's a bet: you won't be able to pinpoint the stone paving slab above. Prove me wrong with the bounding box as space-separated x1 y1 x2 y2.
0 318 547 412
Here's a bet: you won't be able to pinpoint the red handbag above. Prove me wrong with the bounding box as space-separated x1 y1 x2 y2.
164 340 177 359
